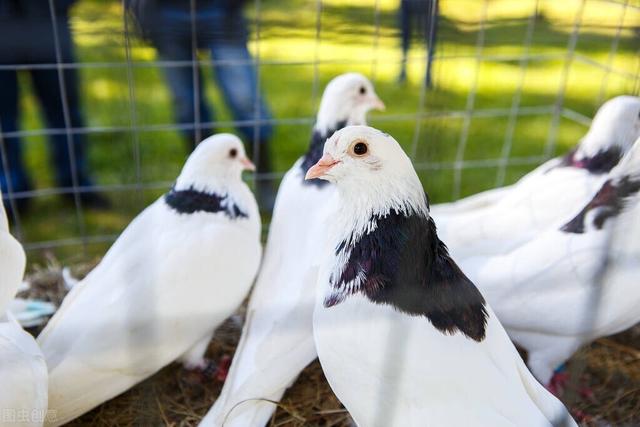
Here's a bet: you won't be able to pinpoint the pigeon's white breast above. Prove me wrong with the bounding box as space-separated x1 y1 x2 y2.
313 295 558 427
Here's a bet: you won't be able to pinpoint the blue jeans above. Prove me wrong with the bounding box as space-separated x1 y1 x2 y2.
135 3 272 149
157 40 273 148
0 17 92 195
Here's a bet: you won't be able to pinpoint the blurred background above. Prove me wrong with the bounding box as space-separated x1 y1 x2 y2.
1 0 638 266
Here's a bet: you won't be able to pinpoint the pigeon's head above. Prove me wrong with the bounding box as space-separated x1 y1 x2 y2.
316 73 385 132
305 125 427 215
576 95 640 160
176 133 255 190
610 136 640 181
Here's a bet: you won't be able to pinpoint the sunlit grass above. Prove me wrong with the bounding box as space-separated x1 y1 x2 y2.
12 0 639 265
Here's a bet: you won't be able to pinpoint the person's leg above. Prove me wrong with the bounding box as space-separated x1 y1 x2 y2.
424 0 438 88
154 38 213 151
31 17 109 208
0 69 32 214
398 0 411 83
209 41 274 210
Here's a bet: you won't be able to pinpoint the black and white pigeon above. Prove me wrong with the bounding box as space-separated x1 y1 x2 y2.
460 136 640 387
200 73 385 427
432 95 640 259
37 134 262 426
306 126 576 427
0 190 48 427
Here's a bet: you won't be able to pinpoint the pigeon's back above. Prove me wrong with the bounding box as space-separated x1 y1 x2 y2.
438 163 606 259
0 321 48 427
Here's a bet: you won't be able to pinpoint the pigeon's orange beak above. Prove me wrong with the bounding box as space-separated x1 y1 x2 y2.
305 153 340 180
371 95 385 111
241 157 256 171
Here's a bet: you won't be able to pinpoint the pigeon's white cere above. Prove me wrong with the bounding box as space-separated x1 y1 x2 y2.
460 137 640 385
432 95 640 260
37 134 261 427
309 126 576 427
0 193 48 427
200 73 384 427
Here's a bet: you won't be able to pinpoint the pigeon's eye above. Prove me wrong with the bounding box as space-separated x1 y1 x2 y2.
229 148 238 158
359 86 366 95
352 141 368 156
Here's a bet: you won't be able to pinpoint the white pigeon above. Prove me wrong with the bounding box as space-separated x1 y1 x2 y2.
37 134 262 426
200 73 385 427
433 95 640 259
460 137 640 386
306 126 576 427
0 193 48 427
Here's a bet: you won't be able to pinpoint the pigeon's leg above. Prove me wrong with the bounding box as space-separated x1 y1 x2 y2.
179 332 215 371
546 364 570 396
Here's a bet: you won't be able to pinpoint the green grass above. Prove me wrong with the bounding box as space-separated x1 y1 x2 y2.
12 0 640 265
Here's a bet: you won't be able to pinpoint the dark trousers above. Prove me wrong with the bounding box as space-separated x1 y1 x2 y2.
157 40 273 150
0 17 92 195
399 0 438 86
145 5 273 153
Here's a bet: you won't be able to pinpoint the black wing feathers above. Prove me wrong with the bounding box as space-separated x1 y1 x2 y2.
332 210 488 342
562 176 640 233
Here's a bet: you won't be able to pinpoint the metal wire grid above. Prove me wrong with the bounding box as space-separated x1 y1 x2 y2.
0 1 638 425
0 0 637 256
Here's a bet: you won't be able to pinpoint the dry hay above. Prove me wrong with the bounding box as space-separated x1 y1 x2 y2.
20 262 640 427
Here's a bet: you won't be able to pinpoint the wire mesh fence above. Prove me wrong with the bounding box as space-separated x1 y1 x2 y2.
2 0 640 425
0 0 638 263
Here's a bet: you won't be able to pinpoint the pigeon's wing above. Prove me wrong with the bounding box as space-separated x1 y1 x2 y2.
0 231 26 315
463 226 610 337
0 321 48 427
36 201 162 365
583 196 640 337
432 157 561 221
201 166 332 427
431 185 512 218
440 166 605 259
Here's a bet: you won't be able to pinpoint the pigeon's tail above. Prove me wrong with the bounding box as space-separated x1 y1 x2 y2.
61 267 80 290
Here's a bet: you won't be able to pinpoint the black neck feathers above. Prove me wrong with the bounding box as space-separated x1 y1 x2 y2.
300 120 348 188
164 186 248 219
328 209 488 342
561 176 640 234
560 146 624 174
